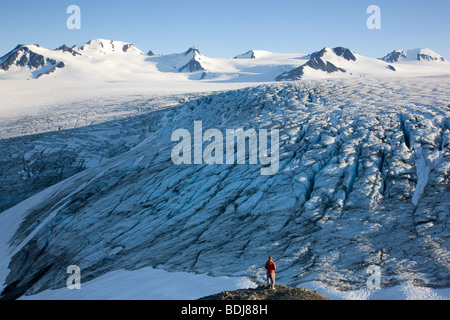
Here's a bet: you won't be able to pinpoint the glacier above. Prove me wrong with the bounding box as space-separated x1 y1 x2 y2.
0 76 449 299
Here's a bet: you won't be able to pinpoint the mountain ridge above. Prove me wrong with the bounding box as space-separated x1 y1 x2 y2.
198 284 330 300
380 48 446 63
0 39 449 81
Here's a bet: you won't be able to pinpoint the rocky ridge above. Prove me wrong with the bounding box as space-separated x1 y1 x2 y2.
199 284 330 300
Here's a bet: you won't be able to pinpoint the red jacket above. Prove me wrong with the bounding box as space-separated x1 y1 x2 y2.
265 261 276 274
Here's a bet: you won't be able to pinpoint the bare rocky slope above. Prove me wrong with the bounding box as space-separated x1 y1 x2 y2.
199 284 330 300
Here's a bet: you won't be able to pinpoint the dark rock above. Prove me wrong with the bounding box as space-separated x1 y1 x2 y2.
36 62 65 78
179 59 205 73
177 48 205 72
0 45 48 71
333 47 357 61
55 44 81 56
380 49 446 63
276 47 347 81
46 58 57 65
185 47 200 56
27 52 45 69
380 50 406 63
417 53 445 62
122 44 132 52
16 52 29 67
306 57 346 74
0 46 25 70
234 50 256 59
199 284 330 300
387 65 396 71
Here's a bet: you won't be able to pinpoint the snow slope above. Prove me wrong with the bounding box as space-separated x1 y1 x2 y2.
0 44 68 79
1 76 449 300
19 267 258 300
0 39 306 82
18 267 450 300
380 48 446 63
71 39 144 56
276 47 450 80
1 40 449 83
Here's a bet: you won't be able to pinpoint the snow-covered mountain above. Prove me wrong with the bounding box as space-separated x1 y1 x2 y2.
276 47 401 81
55 44 81 57
71 39 144 56
0 76 449 299
380 48 446 63
0 39 146 80
234 50 256 59
153 47 207 73
1 40 449 81
0 44 66 79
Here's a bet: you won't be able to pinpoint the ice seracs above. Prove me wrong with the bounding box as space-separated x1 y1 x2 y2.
170 121 280 176
1 78 449 299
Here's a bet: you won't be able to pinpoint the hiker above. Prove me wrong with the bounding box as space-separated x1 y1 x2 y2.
265 256 276 289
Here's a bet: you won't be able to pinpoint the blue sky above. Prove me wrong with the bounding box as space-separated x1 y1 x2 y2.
1 0 449 59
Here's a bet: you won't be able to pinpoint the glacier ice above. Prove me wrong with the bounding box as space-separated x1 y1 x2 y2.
0 76 449 298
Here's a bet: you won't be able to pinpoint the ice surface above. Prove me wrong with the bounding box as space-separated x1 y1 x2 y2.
18 268 449 300
0 76 449 300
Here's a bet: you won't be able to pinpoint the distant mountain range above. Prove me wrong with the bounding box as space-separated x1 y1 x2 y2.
380 48 446 63
0 39 448 81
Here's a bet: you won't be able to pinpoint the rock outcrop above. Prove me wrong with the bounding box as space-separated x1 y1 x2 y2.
199 284 330 300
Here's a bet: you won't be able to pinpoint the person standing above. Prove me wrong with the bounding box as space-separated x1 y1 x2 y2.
265 256 276 290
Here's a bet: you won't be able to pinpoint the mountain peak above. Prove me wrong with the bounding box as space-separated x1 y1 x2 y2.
73 39 143 55
332 47 357 61
55 44 81 56
380 48 445 63
184 47 201 56
0 44 44 71
276 46 355 81
234 50 256 59
176 47 205 73
0 43 65 77
308 47 356 61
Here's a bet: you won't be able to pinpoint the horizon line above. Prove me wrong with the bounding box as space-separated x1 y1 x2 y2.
1 38 446 61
